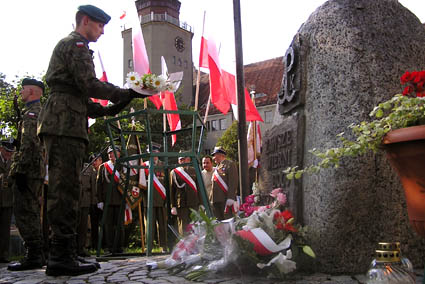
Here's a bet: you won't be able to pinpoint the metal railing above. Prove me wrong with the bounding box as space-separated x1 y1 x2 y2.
140 13 193 33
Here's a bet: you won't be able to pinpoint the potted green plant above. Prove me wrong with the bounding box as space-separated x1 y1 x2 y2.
284 71 425 238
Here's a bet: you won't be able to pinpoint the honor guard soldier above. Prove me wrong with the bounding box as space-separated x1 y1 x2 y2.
8 78 46 271
211 147 239 220
142 144 167 252
170 153 201 235
0 141 15 263
37 4 149 276
96 146 124 254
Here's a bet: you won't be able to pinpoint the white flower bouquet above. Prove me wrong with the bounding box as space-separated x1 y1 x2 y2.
126 71 181 95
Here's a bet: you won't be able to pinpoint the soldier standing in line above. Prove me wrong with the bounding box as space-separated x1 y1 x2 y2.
211 146 239 220
96 146 124 254
142 144 167 252
0 141 15 263
170 155 200 235
77 154 98 257
8 78 46 271
89 154 103 250
37 5 147 276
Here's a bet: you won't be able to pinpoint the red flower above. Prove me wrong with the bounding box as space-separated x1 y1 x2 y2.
284 222 298 232
281 210 294 221
400 71 412 84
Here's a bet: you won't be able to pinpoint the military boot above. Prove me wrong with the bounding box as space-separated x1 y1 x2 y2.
72 235 100 269
45 237 98 276
8 242 45 271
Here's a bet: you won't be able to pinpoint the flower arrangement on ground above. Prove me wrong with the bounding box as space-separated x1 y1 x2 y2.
149 186 315 281
126 71 180 94
284 70 425 179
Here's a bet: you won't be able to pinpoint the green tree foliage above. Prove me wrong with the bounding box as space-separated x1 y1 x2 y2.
216 120 238 162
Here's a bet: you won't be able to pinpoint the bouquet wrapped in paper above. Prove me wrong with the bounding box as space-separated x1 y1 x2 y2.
148 186 316 281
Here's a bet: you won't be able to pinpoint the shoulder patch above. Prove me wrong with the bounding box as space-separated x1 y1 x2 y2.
76 42 85 48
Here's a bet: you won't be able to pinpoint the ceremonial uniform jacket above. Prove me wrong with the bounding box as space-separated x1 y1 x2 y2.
9 101 45 180
143 159 166 208
170 166 200 209
37 31 129 143
0 153 12 207
97 162 123 206
212 159 238 203
80 163 97 208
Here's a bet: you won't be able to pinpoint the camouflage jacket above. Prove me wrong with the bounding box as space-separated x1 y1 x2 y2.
37 31 130 142
9 101 45 180
0 152 12 207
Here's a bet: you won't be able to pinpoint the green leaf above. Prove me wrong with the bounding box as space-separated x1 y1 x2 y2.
375 108 384 118
302 245 316 258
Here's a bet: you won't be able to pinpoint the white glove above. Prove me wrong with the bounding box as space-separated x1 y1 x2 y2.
225 199 234 207
171 207 177 215
97 202 104 210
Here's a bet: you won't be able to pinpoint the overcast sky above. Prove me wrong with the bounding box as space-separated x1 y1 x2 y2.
0 0 424 87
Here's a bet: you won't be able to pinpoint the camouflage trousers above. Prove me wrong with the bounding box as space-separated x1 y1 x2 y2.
43 135 86 240
13 177 43 246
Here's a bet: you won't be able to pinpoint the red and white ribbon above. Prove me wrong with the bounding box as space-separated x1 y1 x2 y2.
143 161 166 200
105 161 120 183
236 228 292 256
124 203 133 225
213 169 228 193
174 167 197 193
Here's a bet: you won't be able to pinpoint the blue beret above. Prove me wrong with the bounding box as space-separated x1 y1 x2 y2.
78 5 111 24
22 78 44 93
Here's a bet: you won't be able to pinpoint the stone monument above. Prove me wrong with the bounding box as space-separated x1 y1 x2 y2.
260 0 425 273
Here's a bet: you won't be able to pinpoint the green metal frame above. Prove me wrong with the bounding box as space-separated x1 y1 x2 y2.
97 109 212 257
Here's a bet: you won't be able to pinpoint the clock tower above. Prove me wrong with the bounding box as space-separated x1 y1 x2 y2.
122 0 194 106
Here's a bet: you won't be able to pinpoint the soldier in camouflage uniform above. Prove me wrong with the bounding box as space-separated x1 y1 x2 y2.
37 5 147 276
0 141 15 263
8 78 46 271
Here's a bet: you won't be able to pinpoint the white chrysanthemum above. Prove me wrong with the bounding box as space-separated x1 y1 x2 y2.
152 75 166 91
126 72 141 89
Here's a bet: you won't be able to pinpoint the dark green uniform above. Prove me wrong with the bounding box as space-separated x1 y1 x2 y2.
170 166 201 235
0 151 13 262
212 159 238 220
9 101 45 257
37 31 133 260
96 161 124 252
77 163 97 256
143 159 167 249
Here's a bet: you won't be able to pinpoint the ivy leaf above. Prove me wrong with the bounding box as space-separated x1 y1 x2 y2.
302 245 316 258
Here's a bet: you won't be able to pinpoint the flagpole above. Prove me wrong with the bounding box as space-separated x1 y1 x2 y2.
130 107 146 252
233 0 249 201
251 92 258 183
194 11 206 111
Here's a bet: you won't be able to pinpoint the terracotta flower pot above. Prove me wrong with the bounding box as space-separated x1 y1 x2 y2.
383 125 425 238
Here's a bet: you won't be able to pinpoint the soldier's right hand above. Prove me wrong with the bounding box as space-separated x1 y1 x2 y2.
171 207 177 215
129 88 155 98
97 202 104 210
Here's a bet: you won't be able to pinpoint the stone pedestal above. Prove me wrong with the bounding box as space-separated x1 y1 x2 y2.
262 0 425 273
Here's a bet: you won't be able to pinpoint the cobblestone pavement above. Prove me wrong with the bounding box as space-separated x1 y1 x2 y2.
0 255 423 284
